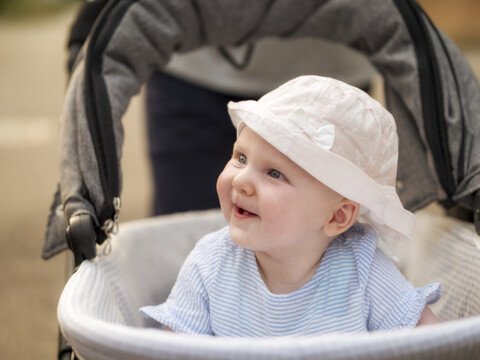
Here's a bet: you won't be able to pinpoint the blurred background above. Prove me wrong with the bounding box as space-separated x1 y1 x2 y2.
0 0 479 358
0 1 152 359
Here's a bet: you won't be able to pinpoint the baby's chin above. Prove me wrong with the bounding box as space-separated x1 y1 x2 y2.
228 227 255 251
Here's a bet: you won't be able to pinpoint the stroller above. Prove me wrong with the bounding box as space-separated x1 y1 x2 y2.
44 0 480 358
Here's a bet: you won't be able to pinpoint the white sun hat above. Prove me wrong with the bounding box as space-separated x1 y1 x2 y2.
227 75 415 241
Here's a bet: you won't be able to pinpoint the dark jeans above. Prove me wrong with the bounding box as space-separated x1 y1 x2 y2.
146 72 252 215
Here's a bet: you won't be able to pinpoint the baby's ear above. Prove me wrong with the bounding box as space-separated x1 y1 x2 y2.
323 200 360 237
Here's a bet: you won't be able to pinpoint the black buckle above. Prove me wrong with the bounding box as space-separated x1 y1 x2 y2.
66 214 97 267
474 191 480 236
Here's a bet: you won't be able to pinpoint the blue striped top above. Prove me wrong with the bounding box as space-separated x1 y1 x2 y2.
140 224 441 337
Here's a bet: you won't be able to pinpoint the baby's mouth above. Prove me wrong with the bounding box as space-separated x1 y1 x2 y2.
239 208 251 215
234 205 257 217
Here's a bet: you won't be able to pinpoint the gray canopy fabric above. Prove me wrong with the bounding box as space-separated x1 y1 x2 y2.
44 0 480 259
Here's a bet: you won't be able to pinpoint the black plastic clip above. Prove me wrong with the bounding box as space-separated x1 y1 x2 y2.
66 214 98 267
474 191 480 236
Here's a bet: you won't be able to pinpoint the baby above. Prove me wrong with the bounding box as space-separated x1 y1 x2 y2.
140 75 441 336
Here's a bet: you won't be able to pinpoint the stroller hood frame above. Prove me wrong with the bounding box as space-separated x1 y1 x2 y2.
44 0 480 262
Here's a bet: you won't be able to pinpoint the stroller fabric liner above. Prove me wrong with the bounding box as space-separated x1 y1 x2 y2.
57 210 480 359
50 0 480 358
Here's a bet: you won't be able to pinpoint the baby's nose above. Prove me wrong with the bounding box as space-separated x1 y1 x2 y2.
232 169 255 195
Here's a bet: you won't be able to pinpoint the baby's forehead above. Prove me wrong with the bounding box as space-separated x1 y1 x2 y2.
234 126 282 155
236 126 337 189
236 125 303 168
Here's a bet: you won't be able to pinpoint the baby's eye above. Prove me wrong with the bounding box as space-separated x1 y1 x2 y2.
238 154 247 164
268 169 284 180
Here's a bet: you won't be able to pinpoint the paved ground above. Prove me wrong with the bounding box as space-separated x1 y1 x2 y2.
0 4 479 360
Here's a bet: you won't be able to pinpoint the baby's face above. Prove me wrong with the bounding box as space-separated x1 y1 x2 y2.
217 126 342 259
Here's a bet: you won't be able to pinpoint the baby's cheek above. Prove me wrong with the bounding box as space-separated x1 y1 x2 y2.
216 172 232 213
216 169 229 196
260 200 285 225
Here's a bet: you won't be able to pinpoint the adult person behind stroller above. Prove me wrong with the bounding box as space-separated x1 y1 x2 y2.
65 0 376 216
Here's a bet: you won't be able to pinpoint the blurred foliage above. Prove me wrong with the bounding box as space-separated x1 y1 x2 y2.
0 0 80 17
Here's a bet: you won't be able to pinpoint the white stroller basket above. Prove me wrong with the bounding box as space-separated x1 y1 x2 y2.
57 209 480 360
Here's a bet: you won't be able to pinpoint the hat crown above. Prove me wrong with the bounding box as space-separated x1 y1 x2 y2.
257 76 399 187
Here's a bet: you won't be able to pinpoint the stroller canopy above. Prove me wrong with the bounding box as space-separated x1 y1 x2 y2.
45 0 480 261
